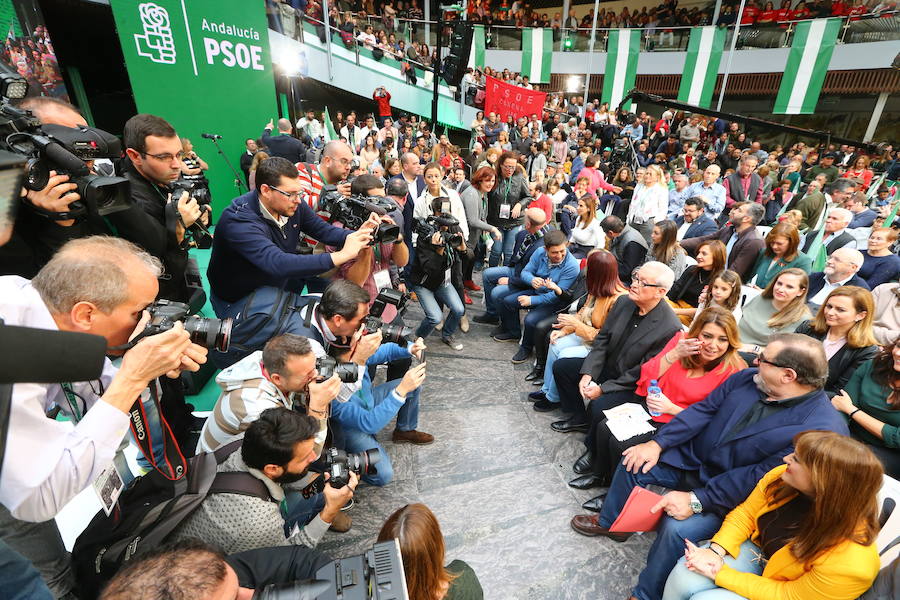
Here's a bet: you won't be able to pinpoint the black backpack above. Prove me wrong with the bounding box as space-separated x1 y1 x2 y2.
72 440 272 599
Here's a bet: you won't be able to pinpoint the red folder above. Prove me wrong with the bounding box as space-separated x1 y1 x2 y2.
609 487 665 533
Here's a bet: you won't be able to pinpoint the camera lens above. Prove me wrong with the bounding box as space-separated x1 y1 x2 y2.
184 315 232 352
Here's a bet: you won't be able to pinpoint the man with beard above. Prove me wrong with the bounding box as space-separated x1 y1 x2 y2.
569 333 848 600
171 407 357 553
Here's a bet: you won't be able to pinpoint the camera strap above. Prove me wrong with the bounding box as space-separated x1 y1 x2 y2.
128 382 188 481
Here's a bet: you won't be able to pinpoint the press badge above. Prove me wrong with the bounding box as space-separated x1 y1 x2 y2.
93 463 125 516
373 269 391 290
441 200 451 214
499 204 511 219
444 268 451 285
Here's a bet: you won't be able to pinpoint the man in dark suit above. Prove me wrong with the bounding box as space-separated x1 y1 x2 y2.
801 207 856 256
261 118 308 164
674 197 718 241
806 247 869 310
680 202 766 282
391 152 426 284
540 262 682 418
239 138 257 186
571 333 848 600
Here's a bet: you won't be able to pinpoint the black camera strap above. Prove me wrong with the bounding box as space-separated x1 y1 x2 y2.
128 382 188 481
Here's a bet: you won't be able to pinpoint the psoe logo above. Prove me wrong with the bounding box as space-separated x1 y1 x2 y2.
134 3 176 64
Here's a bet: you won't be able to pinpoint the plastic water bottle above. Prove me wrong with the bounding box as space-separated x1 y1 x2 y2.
647 379 663 417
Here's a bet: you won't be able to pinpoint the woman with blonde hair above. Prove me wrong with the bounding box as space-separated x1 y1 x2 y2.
664 431 882 600
796 285 878 397
627 163 668 244
843 154 874 190
378 504 483 599
739 268 811 356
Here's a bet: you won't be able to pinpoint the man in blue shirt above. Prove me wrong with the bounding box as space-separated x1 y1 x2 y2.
685 165 726 219
493 230 580 364
620 121 643 142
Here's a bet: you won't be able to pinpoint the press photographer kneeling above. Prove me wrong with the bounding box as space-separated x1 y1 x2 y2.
0 236 208 598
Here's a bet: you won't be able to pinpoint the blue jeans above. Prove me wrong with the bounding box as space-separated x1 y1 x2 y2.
412 283 464 339
497 292 562 350
489 225 522 267
482 266 512 316
542 333 590 403
283 490 325 535
340 378 419 486
0 540 53 600
599 463 725 600
663 540 764 600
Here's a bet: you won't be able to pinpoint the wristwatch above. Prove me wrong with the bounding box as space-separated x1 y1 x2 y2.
689 492 703 514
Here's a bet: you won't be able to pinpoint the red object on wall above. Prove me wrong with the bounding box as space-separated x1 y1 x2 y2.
484 76 548 122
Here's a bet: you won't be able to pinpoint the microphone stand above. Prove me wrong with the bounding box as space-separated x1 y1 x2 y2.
206 137 247 194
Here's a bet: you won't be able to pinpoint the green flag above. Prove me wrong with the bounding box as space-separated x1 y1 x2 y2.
885 189 900 228
468 24 485 69
805 225 829 271
602 29 641 111
323 107 338 142
678 26 726 109
521 28 552 84
773 18 842 115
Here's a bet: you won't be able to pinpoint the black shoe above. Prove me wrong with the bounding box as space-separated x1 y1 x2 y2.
472 313 499 325
492 331 519 342
568 474 602 490
551 419 589 433
511 347 532 364
573 451 594 474
528 390 546 402
582 493 607 512
524 366 542 381
532 398 558 412
531 377 544 386
490 326 505 337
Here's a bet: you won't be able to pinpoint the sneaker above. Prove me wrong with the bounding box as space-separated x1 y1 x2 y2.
528 390 546 402
442 336 463 351
460 315 470 333
392 429 435 445
472 313 499 325
492 331 519 342
340 498 354 511
328 511 352 533
463 280 482 291
511 347 532 364
434 319 444 331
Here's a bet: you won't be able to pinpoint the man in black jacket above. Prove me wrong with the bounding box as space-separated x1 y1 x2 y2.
261 118 308 163
239 138 258 185
539 262 681 424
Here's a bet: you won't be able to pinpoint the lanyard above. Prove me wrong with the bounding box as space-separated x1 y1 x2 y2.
503 178 512 204
59 382 84 422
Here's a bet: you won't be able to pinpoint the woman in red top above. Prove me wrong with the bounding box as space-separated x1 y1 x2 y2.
843 155 874 190
775 0 792 22
757 2 778 23
790 1 812 19
569 307 747 509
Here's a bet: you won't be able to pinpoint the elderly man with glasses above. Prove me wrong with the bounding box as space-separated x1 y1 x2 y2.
541 262 682 423
570 333 848 600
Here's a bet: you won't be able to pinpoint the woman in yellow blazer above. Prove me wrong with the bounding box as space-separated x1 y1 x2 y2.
663 430 882 600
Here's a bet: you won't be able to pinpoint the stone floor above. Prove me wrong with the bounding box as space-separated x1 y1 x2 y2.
317 278 655 600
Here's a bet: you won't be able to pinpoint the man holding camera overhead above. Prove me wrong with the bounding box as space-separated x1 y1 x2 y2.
0 236 208 598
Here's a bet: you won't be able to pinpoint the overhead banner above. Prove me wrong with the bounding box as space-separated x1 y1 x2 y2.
773 18 842 115
521 28 552 84
109 0 277 217
602 29 641 112
484 75 547 122
678 26 726 109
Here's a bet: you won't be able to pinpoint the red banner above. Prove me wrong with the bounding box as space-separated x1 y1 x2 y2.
484 76 547 123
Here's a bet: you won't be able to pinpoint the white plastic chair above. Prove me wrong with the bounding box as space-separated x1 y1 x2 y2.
756 225 772 239
739 285 762 308
683 255 697 268
877 475 900 568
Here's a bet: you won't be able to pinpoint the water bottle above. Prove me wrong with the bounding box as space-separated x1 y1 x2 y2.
647 379 663 417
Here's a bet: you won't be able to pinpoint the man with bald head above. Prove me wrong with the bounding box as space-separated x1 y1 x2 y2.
685 164 726 219
807 247 869 311
261 116 308 163
297 140 354 211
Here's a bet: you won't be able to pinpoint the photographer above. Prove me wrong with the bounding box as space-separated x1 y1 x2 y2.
297 140 355 211
409 197 468 351
0 236 208 598
207 157 373 316
171 407 357 553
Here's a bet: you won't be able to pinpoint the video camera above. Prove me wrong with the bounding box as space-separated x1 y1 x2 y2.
363 288 413 345
252 539 408 600
170 180 213 249
414 213 463 247
318 185 401 245
315 355 358 383
118 299 232 352
0 97 131 221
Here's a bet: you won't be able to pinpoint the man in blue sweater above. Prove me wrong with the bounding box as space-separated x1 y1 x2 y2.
208 157 373 316
493 230 581 364
570 333 849 600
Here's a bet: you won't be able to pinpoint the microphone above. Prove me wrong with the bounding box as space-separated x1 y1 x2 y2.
0 325 107 384
201 133 222 140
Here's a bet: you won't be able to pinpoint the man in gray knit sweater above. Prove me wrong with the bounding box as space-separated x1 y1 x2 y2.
171 408 357 554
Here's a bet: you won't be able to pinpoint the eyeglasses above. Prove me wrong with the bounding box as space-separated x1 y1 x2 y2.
756 354 788 369
268 185 303 201
630 270 663 289
143 151 185 162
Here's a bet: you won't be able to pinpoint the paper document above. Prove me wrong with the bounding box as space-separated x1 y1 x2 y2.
603 403 656 442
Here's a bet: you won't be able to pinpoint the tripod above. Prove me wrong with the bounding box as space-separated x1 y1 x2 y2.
207 136 247 194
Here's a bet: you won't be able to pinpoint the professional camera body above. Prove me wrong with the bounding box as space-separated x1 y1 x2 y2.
414 213 463 247
319 446 381 488
0 102 131 221
315 355 358 383
363 288 412 345
141 299 232 352
318 185 401 245
169 180 213 249
252 539 408 600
